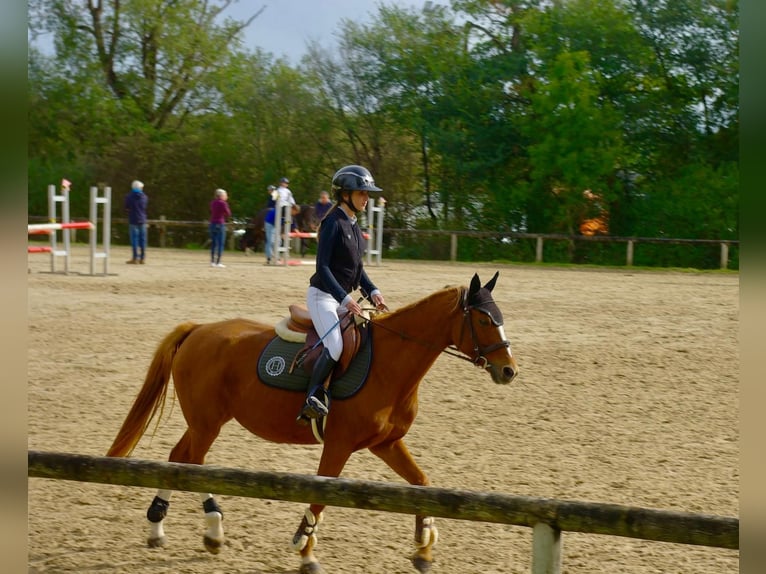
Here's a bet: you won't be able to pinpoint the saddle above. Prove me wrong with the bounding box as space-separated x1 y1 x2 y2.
277 304 368 381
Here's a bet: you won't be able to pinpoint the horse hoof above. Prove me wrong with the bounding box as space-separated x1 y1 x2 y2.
147 536 166 548
204 535 223 555
411 555 433 573
299 561 325 574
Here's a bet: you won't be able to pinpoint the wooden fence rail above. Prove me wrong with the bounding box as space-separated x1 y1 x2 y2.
28 451 738 573
28 215 739 269
384 228 739 269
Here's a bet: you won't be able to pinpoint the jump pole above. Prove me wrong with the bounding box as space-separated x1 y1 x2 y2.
273 201 294 266
29 183 111 275
278 197 384 266
27 221 94 264
27 222 94 234
46 183 71 273
89 186 111 276
366 196 385 266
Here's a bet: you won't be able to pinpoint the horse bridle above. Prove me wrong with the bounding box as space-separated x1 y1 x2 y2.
361 287 511 368
443 288 511 368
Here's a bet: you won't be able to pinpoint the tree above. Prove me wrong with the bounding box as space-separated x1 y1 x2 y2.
29 0 263 130
521 51 624 235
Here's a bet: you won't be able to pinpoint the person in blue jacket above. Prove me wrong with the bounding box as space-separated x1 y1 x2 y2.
124 180 148 264
264 202 300 265
297 165 387 424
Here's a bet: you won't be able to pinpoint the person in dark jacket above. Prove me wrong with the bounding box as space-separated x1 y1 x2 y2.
314 190 332 221
297 165 387 424
124 180 148 264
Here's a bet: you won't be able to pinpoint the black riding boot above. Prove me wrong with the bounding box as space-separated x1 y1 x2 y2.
297 348 337 423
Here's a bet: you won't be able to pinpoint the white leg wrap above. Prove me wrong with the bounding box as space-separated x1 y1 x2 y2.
415 517 438 549
290 507 323 551
149 520 165 542
204 510 224 541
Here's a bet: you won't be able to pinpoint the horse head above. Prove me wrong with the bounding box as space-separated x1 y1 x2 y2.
295 205 320 232
456 271 519 385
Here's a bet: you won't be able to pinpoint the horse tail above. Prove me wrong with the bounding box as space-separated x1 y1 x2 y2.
106 322 199 457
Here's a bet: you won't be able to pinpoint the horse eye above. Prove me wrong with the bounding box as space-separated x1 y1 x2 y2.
478 317 490 326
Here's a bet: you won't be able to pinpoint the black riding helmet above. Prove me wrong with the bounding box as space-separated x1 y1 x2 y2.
331 165 382 195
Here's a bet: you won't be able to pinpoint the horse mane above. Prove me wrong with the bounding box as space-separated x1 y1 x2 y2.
374 284 464 325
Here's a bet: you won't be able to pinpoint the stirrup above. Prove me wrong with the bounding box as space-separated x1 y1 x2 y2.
301 395 328 419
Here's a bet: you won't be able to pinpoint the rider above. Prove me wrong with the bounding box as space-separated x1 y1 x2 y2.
297 165 387 424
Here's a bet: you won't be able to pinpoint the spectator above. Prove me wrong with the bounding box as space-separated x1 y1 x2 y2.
314 190 332 221
263 204 276 265
266 184 277 208
276 177 296 207
124 180 148 264
265 203 300 265
209 188 232 268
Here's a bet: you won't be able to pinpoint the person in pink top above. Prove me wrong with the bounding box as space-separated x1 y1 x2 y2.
209 188 232 268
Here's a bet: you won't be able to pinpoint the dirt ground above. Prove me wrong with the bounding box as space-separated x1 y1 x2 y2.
27 245 739 573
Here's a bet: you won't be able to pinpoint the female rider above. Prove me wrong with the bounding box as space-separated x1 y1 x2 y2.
297 165 387 423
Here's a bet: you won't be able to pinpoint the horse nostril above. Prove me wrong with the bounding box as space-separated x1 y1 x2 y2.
503 366 516 381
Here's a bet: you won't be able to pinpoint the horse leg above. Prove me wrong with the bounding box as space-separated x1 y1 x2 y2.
146 491 171 548
146 428 224 553
290 447 352 574
370 439 438 573
200 492 224 554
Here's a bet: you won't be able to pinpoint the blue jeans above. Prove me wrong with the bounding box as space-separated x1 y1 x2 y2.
264 222 275 261
209 223 226 263
129 224 147 261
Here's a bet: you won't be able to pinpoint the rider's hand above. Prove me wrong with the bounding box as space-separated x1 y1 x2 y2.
347 299 363 315
371 293 388 312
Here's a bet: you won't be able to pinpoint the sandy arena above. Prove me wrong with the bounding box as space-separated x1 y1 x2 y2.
27 245 739 573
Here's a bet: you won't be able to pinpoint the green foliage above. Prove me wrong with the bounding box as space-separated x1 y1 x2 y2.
631 161 739 240
26 0 738 270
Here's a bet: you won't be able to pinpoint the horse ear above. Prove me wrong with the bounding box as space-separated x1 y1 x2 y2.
483 271 499 292
469 273 481 296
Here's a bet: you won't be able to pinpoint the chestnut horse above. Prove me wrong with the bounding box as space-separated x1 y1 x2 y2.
106 272 518 573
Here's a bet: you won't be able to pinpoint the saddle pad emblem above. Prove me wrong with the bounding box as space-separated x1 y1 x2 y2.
265 356 286 377
257 335 372 399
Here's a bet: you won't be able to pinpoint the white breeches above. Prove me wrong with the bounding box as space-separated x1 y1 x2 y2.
306 286 345 361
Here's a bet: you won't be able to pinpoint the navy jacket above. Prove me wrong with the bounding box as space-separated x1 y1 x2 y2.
124 191 148 225
309 208 376 303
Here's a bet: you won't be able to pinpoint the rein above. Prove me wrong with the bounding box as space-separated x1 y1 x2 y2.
359 288 510 367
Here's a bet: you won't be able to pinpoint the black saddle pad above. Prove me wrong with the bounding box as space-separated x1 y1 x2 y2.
257 333 372 399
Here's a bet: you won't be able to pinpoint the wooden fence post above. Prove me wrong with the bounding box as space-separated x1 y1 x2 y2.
532 522 562 574
720 242 729 270
535 236 543 263
159 215 167 248
626 240 634 266
450 233 457 262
